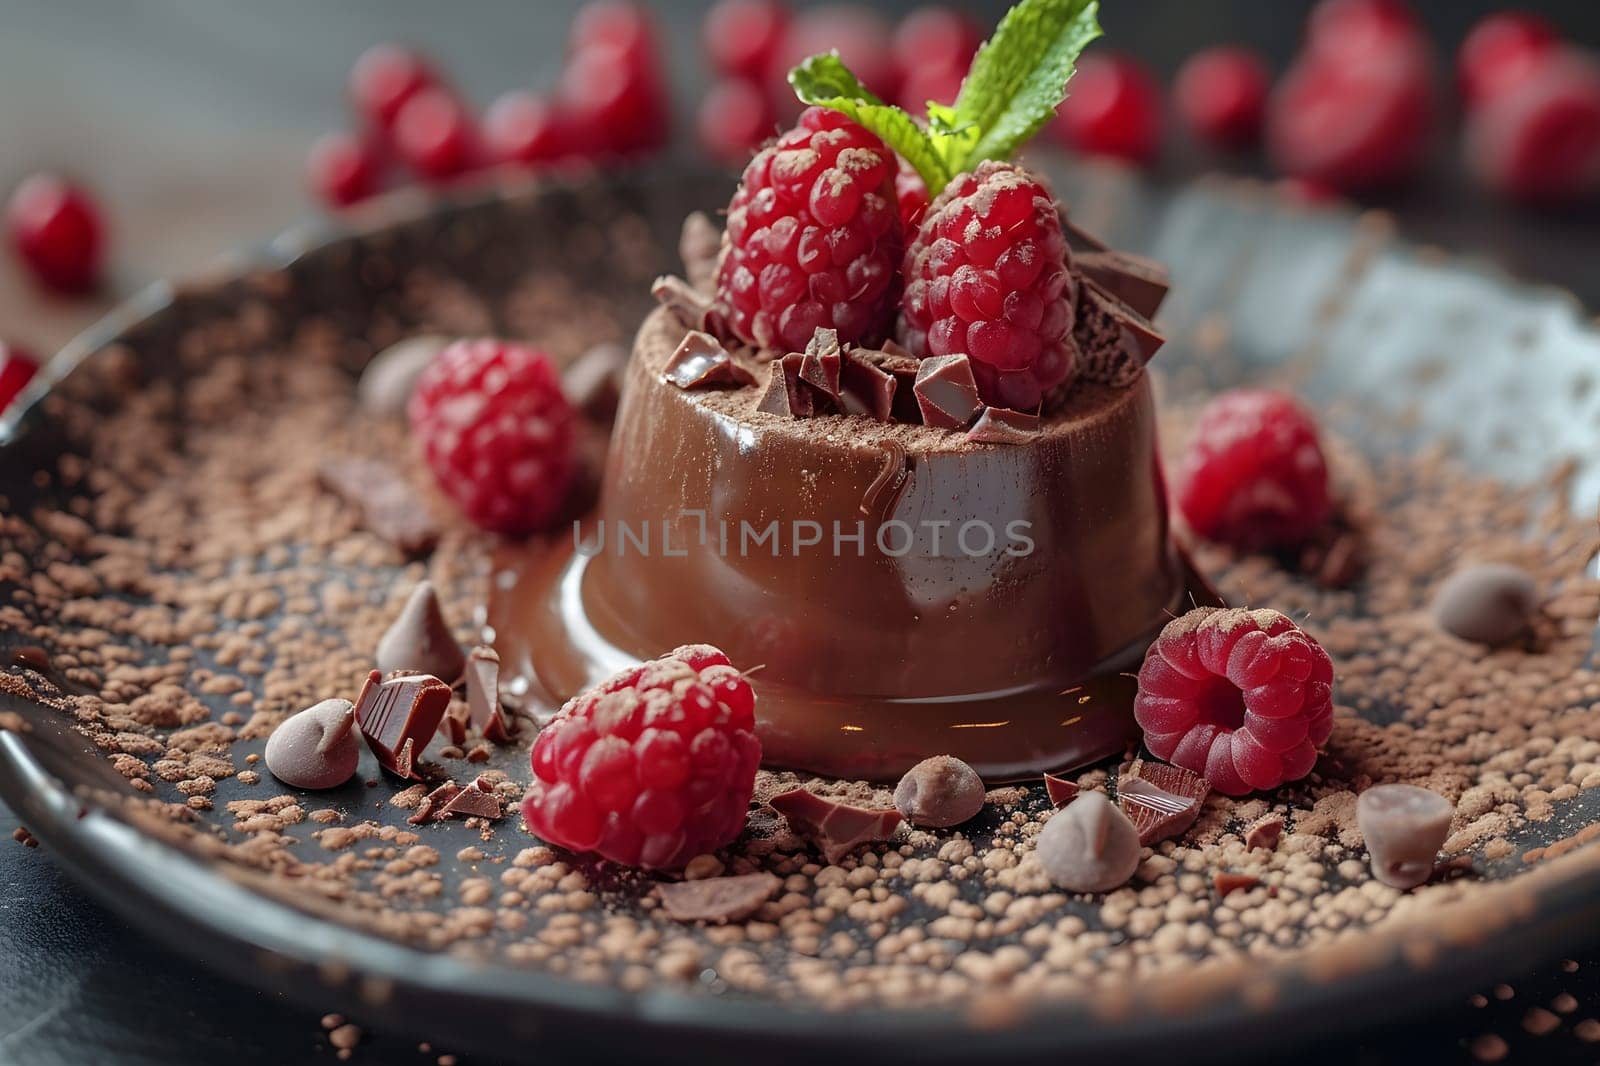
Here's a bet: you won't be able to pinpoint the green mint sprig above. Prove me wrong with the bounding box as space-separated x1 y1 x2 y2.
787 0 1102 197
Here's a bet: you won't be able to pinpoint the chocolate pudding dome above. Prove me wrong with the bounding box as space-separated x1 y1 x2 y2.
498 59 1199 782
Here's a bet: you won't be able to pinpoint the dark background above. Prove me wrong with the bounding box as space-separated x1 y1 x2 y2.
4 2 1600 1064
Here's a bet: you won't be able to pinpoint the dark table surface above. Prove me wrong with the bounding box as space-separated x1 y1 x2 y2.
4 2 1600 1064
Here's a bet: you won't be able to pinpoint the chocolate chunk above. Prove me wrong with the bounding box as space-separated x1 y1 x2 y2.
1037 791 1142 893
357 335 450 418
437 700 469 747
893 755 985 828
1073 279 1167 387
318 457 441 557
562 342 628 422
913 354 982 429
1357 783 1454 890
375 582 465 684
965 406 1040 444
264 698 360 790
798 328 842 401
1245 814 1284 852
1043 773 1080 808
354 669 453 781
1430 563 1539 646
1076 250 1171 319
409 780 461 825
838 349 897 420
658 872 780 923
850 345 922 423
441 775 502 820
1117 760 1209 845
652 275 715 332
1213 871 1261 898
679 211 721 292
663 331 757 390
756 353 817 418
464 645 512 743
769 788 903 864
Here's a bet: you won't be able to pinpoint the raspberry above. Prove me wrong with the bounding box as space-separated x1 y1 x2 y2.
714 107 903 352
349 44 439 135
1175 388 1331 550
1134 607 1334 796
0 342 39 412
520 645 761 870
1458 11 1559 109
393 88 482 183
1306 0 1421 58
1174 46 1270 150
893 156 931 230
890 8 982 91
1052 51 1163 165
561 3 668 158
6 174 105 295
407 339 576 535
897 161 1075 412
768 6 900 120
704 0 790 83
697 78 777 167
1466 48 1600 205
485 91 580 168
306 132 384 208
1268 29 1434 191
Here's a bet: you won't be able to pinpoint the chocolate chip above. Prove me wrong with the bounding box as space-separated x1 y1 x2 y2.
354 669 453 781
663 331 757 390
1036 791 1142 893
1357 783 1455 890
464 645 512 742
318 456 441 557
562 342 628 422
264 698 360 790
1430 563 1539 645
893 755 985 828
1043 772 1080 808
1076 250 1170 319
965 406 1040 444
376 581 465 683
912 354 982 429
1244 814 1284 851
678 211 721 292
658 872 780 923
1117 760 1208 845
768 788 903 864
838 349 897 420
357 335 450 419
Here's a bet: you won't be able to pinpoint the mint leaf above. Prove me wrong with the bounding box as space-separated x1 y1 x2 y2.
952 0 1102 169
789 53 952 194
925 102 981 181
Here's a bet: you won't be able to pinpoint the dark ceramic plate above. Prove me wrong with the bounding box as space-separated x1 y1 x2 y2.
3 163 1600 1066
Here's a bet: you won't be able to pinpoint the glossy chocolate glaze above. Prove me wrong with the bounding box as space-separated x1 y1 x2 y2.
488 308 1205 782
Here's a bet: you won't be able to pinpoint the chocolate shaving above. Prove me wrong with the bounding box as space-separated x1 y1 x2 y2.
658 872 780 923
1214 871 1260 898
464 645 513 743
769 787 903 864
1043 773 1081 808
562 342 627 422
1072 279 1167 388
1245 814 1284 852
652 275 715 332
912 354 982 430
1117 760 1209 845
317 457 440 557
353 670 452 781
663 331 756 390
441 776 502 820
1076 250 1170 319
965 406 1040 445
859 441 909 519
